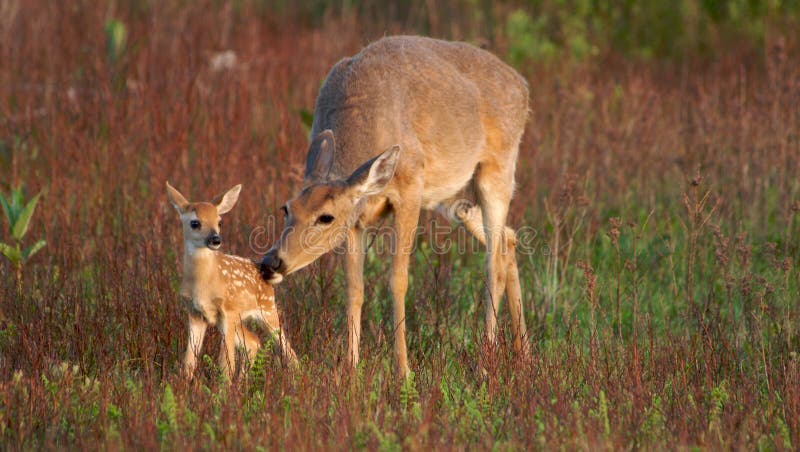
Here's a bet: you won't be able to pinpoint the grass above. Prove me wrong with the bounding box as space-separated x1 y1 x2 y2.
0 1 798 449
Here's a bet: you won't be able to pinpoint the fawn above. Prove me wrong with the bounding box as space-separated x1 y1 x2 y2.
166 182 297 380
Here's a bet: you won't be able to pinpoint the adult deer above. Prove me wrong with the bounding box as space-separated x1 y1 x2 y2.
261 36 530 378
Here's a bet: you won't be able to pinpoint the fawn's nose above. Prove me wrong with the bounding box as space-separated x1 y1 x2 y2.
207 234 222 248
260 249 284 277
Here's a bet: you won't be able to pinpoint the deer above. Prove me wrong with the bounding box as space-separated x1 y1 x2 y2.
166 182 297 380
260 36 531 378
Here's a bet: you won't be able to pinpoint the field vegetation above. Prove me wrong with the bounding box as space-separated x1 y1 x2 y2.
1 0 798 448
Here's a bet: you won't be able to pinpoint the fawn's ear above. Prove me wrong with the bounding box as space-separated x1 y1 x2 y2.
213 184 242 215
166 182 190 213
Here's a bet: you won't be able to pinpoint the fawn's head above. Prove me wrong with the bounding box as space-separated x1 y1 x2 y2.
261 130 400 283
166 182 242 252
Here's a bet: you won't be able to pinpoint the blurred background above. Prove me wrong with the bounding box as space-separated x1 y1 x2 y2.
0 1 798 449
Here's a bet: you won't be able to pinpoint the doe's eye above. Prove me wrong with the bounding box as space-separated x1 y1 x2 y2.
316 214 335 225
218 220 222 228
280 205 289 217
190 220 201 229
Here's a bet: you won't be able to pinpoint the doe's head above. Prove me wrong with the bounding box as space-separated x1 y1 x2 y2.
166 182 242 251
261 130 400 283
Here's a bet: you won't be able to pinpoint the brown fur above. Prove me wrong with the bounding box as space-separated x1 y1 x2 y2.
166 182 297 381
264 36 531 378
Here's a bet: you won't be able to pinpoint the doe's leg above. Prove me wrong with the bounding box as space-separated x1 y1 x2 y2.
390 199 422 379
344 227 366 370
454 202 530 355
475 164 514 349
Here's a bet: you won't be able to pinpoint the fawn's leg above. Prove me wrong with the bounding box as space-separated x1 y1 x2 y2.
217 315 238 380
255 309 298 366
182 312 207 379
235 322 261 366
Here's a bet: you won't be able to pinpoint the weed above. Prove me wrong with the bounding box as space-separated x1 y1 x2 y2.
0 186 45 295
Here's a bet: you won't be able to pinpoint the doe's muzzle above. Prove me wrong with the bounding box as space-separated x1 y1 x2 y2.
260 249 284 282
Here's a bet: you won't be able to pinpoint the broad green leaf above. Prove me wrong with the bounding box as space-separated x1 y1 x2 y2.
0 191 13 229
22 239 46 260
0 242 21 265
12 192 41 240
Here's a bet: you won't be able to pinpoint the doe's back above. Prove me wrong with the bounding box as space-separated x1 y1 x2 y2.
309 36 529 182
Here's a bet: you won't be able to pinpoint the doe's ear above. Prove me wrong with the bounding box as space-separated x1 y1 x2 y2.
213 184 242 215
166 182 190 213
305 130 336 182
347 145 401 197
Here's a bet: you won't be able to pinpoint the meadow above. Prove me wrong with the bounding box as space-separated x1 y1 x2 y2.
0 1 798 449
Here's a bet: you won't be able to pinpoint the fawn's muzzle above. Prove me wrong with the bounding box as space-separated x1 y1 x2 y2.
207 234 222 249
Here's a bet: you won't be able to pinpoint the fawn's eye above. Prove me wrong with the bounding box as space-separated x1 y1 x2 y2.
190 220 201 229
218 220 222 228
316 214 335 225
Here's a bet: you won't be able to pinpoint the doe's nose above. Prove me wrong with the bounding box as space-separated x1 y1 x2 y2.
260 249 283 277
